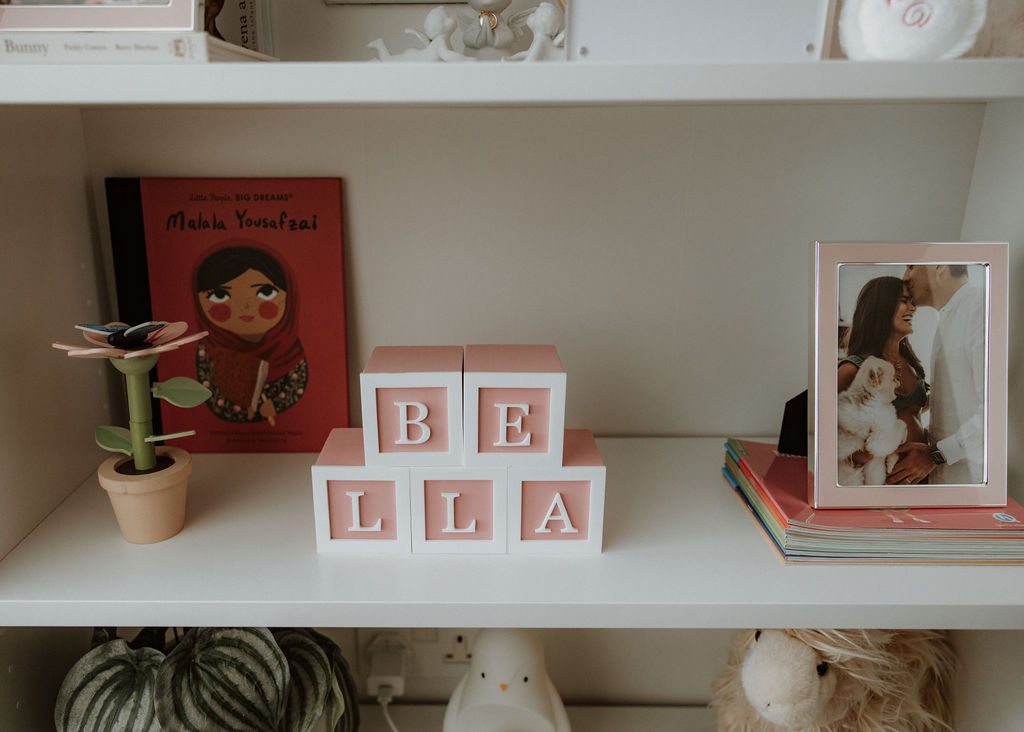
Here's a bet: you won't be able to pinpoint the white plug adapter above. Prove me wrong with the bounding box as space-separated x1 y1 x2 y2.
366 634 409 698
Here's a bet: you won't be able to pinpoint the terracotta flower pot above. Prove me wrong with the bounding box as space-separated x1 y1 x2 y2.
96 446 191 544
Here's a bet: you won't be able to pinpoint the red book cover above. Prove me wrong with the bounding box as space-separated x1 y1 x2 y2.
730 439 1024 534
106 177 348 452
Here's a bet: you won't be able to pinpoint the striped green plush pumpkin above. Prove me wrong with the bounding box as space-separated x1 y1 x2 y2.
155 627 290 732
54 639 164 732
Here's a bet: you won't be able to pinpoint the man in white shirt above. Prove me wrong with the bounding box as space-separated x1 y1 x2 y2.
888 264 986 484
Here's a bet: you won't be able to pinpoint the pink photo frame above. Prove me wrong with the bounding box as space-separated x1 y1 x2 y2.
0 0 196 31
813 241 1008 509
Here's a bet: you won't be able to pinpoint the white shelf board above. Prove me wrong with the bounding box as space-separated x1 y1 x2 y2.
1 437 1022 628
357 703 714 732
2 59 1023 107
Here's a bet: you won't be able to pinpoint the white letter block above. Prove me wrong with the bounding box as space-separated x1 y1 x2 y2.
411 467 508 554
311 428 411 553
360 346 464 467
463 344 566 468
508 430 605 555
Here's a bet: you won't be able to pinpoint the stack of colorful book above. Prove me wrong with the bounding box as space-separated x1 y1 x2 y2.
0 0 275 64
723 438 1024 564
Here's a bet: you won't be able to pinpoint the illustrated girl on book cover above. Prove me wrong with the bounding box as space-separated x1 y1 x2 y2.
193 242 307 426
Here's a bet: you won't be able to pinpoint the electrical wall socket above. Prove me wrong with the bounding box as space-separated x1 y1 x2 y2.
356 628 478 700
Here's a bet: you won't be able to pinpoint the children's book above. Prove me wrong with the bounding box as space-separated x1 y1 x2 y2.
725 438 1024 563
106 177 348 453
0 0 274 56
0 31 274 63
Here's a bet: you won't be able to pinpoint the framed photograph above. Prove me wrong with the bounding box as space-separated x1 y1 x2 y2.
813 241 1008 508
0 0 197 32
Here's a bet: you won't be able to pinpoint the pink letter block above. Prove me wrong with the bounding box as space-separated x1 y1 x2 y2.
360 346 464 467
410 467 508 554
508 430 605 555
463 344 566 468
311 428 411 553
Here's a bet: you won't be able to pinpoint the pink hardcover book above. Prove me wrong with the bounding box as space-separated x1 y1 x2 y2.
0 0 196 32
730 439 1024 534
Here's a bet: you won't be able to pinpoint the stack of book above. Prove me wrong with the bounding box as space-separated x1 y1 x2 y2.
0 0 275 63
723 437 1024 564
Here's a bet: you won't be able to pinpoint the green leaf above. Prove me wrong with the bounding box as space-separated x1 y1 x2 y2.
95 426 132 455
274 629 333 732
56 639 164 732
152 377 211 408
156 628 288 732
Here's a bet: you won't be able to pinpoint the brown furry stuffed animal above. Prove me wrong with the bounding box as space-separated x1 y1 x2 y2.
711 629 957 731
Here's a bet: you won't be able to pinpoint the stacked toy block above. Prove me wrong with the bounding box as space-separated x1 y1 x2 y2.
311 345 605 554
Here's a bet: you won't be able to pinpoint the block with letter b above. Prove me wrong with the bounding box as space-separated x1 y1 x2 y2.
410 467 508 554
311 428 411 553
509 430 605 555
463 344 566 467
360 345 464 466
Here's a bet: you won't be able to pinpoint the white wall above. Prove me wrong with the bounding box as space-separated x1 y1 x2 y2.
0 108 110 560
83 102 983 439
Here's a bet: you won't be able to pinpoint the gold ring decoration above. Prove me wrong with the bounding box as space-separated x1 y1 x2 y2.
478 11 498 30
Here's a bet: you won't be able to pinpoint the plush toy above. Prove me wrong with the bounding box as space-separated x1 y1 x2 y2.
710 628 957 731
838 0 988 60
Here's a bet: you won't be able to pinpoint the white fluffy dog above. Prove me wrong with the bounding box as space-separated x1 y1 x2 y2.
837 356 907 486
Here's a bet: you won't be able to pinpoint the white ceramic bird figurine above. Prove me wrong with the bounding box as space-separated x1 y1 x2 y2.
442 629 571 732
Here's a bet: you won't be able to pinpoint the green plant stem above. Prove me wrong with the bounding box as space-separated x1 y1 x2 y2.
111 355 159 472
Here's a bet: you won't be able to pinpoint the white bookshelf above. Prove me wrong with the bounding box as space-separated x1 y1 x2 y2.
1 438 1021 629
2 12 1024 722
2 59 1023 106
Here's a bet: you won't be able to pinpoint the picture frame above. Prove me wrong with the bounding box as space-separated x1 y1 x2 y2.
813 241 1008 508
0 0 197 32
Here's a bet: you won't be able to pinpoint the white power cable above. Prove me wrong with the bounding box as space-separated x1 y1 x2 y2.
376 684 401 732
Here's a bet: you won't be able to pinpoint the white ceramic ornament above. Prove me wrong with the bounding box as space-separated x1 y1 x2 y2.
458 0 518 60
505 2 566 62
443 629 571 732
839 0 988 60
368 6 473 62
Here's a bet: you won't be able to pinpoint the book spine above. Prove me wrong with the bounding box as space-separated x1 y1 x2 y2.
0 32 208 64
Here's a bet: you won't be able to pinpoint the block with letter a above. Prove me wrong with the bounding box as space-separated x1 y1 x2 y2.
410 467 508 554
360 345 465 466
311 428 411 553
509 430 605 555
463 344 566 467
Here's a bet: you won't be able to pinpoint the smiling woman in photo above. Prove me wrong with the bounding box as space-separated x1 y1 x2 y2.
837 276 929 484
192 242 307 426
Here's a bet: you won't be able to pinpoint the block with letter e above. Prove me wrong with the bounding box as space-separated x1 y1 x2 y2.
311 428 411 553
463 344 566 467
410 467 508 554
360 345 464 466
509 430 605 554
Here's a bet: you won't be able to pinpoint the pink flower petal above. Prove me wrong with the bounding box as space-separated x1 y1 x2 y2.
67 347 127 359
148 321 188 345
170 331 208 348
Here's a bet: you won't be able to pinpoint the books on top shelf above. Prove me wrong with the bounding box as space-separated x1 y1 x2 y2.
723 437 1024 564
0 0 274 61
0 30 274 63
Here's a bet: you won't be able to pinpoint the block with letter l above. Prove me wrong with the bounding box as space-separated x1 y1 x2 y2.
463 344 566 467
360 345 464 466
509 429 605 555
410 466 508 554
311 428 411 553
